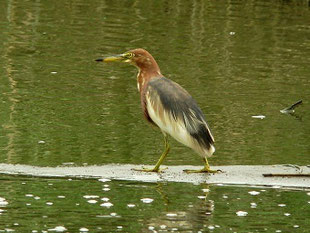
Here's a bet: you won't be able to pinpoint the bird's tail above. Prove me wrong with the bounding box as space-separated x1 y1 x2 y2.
206 143 215 157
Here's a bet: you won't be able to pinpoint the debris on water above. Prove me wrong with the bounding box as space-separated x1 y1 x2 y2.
48 226 67 232
236 211 248 217
87 200 97 204
166 213 177 217
208 225 215 230
248 191 260 196
100 202 113 208
0 197 8 206
83 195 99 199
141 198 153 203
4 229 14 232
250 202 257 208
79 228 89 232
280 100 302 114
251 115 266 119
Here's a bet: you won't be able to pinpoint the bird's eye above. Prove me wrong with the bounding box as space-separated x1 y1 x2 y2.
124 53 134 59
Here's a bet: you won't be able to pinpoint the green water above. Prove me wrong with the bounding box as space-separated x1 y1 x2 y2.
1 0 310 232
0 177 310 232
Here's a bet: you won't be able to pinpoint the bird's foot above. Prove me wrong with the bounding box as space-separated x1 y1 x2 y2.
132 166 168 173
183 168 223 174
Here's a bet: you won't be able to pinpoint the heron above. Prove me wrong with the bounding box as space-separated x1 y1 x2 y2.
96 48 218 173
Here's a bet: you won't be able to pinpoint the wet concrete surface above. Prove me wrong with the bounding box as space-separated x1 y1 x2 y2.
0 163 309 189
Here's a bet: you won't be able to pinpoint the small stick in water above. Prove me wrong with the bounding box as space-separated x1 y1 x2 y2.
280 100 302 114
263 173 310 177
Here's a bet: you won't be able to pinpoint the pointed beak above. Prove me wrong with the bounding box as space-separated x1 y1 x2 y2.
95 54 126 63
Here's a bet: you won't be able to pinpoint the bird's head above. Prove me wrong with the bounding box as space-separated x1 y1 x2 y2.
96 48 160 73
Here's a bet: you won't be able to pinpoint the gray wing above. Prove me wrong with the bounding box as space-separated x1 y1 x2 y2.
147 77 214 149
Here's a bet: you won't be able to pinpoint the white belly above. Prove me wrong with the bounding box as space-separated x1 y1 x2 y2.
146 95 215 157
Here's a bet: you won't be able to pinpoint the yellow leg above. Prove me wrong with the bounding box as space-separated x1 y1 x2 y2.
133 133 170 173
184 157 221 173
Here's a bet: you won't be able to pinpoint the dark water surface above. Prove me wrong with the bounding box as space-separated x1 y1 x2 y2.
1 0 310 232
0 177 310 232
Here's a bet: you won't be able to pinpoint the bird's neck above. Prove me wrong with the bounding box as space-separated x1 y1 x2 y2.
136 64 162 93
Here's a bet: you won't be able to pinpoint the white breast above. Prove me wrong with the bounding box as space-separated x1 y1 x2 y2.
146 95 215 158
146 95 192 149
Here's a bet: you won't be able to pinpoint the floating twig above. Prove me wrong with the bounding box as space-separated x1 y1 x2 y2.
280 100 303 114
263 173 310 177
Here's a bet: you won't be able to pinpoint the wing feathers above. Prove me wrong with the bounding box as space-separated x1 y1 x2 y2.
145 77 215 157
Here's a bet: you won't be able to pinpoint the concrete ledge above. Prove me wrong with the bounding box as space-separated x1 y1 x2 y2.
0 163 309 189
